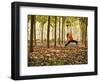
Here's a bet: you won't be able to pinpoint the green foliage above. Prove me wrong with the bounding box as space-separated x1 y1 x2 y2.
50 16 57 28
36 16 48 26
66 16 79 27
28 15 88 48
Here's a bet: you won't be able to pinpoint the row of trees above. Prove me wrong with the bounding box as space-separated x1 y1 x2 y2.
28 15 88 52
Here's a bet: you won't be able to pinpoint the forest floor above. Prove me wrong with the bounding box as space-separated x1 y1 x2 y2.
28 44 88 66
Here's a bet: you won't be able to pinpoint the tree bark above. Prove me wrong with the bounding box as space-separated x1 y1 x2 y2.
82 32 85 45
58 17 60 44
30 16 34 52
63 25 65 42
54 16 57 47
80 17 88 47
47 16 50 48
41 24 44 43
33 16 36 46
62 17 64 44
85 24 87 47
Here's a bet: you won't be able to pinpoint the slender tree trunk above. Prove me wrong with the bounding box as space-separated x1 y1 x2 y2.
85 25 87 47
41 24 44 43
54 16 57 47
63 25 65 42
85 18 88 47
62 17 64 44
58 17 60 44
30 16 34 52
80 20 86 47
47 16 50 48
80 24 84 45
80 17 88 47
52 28 54 40
85 31 87 47
82 32 85 44
33 16 36 46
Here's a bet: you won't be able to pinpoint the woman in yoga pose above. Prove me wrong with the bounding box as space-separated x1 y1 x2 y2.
65 31 78 47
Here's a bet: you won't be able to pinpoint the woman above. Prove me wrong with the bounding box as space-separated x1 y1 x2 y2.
65 31 78 47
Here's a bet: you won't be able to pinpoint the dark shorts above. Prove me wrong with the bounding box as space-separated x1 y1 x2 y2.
65 40 78 46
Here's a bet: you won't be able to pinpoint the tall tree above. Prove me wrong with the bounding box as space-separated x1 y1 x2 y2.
63 24 65 42
54 16 57 47
62 17 64 44
47 16 50 48
79 17 88 47
50 16 56 46
36 16 47 43
61 17 66 44
58 17 61 44
29 15 35 52
33 16 36 46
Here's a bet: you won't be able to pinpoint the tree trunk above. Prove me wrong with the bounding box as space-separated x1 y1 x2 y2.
54 16 57 47
85 18 88 47
62 17 64 44
47 16 50 48
80 20 86 47
80 17 88 47
81 30 84 44
41 24 44 43
63 23 65 42
85 24 87 47
81 26 86 46
58 17 60 44
33 16 36 46
30 16 34 52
